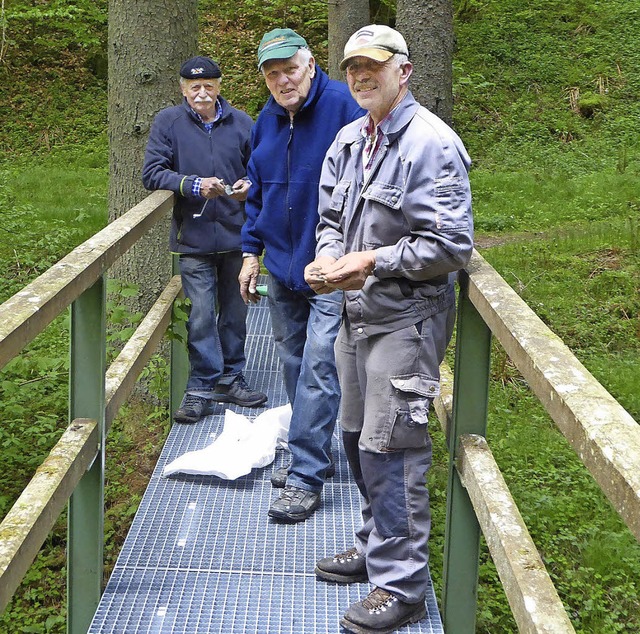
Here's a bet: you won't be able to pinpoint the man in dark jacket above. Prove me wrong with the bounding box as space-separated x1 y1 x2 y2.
239 29 364 522
143 56 267 424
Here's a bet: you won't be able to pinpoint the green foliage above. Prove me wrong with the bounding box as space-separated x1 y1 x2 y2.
453 0 640 176
480 383 640 632
0 0 107 156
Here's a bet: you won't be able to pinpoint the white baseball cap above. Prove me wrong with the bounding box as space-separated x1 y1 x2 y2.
340 25 409 70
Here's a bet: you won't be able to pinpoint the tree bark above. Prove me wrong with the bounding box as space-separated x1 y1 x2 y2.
396 0 454 125
108 0 197 312
327 0 370 80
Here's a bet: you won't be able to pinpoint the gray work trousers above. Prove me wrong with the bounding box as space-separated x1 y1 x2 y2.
335 292 456 603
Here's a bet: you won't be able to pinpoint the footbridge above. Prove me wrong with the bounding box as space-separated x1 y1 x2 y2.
1 191 639 633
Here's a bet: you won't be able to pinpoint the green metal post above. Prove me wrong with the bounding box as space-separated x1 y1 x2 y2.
170 254 189 416
441 270 492 633
67 277 106 634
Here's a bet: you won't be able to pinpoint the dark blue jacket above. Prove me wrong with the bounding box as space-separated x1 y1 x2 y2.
242 67 364 291
142 97 253 254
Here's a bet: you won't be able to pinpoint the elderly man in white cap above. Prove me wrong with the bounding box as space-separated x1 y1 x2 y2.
306 25 474 634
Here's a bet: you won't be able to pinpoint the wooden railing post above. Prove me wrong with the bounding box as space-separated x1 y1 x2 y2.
441 270 492 632
67 277 106 634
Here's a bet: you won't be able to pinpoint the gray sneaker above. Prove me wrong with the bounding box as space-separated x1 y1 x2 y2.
268 486 320 522
315 547 368 584
340 587 426 634
212 375 267 408
173 394 208 424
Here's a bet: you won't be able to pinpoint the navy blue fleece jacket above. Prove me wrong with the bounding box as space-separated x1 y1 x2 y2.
242 67 364 291
142 97 252 254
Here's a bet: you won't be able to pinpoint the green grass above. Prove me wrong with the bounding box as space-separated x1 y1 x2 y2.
424 218 640 631
472 170 640 233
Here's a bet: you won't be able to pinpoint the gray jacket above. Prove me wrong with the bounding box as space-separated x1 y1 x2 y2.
316 92 474 336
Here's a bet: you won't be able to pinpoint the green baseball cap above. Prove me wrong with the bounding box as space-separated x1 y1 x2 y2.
257 28 308 69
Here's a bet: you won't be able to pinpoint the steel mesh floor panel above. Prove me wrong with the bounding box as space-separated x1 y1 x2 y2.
89 300 444 633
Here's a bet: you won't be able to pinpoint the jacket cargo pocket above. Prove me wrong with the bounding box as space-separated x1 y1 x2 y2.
385 374 440 450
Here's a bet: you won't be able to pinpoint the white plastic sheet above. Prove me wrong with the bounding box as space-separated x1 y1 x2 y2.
162 404 291 480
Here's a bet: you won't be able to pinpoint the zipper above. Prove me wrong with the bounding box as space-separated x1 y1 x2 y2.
286 117 294 286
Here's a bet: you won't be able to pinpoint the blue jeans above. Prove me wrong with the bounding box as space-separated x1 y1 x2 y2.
179 253 247 395
267 278 342 492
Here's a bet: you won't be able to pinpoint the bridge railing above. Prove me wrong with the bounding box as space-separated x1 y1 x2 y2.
438 251 640 633
0 192 638 634
0 190 188 633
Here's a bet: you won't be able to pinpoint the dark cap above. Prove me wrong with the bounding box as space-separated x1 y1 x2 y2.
257 28 308 69
179 56 222 79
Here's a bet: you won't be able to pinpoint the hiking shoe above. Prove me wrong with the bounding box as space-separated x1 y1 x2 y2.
268 486 320 522
340 587 426 634
212 375 267 408
315 547 368 584
271 455 336 488
173 394 208 424
270 465 289 488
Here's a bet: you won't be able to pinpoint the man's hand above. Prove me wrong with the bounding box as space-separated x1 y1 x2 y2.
238 255 261 304
227 179 251 202
304 256 337 294
200 177 226 198
320 251 376 291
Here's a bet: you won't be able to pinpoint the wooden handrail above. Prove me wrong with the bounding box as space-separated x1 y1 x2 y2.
0 190 173 371
465 250 640 541
0 418 98 611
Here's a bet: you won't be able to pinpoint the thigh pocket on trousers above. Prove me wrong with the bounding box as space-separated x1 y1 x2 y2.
386 374 439 450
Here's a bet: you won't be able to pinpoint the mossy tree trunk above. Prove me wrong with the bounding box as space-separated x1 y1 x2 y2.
327 0 370 80
108 0 197 311
396 0 454 125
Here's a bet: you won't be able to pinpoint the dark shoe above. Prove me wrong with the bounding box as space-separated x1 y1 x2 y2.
271 455 336 488
340 588 426 634
315 547 368 584
268 486 320 522
173 394 208 424
270 465 289 488
212 375 267 408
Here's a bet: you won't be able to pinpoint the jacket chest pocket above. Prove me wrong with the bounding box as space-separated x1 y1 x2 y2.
362 181 403 209
361 181 405 247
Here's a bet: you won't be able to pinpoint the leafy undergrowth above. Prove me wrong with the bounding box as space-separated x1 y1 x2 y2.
448 220 640 632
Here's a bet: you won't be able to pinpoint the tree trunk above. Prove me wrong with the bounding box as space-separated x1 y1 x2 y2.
396 0 454 125
108 0 197 312
327 0 370 80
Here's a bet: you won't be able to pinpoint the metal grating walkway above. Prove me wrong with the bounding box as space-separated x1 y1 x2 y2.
89 299 444 633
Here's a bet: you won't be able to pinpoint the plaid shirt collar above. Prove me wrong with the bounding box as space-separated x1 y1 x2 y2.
360 108 395 171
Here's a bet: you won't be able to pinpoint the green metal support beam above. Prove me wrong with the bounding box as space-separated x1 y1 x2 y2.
67 278 106 634
441 270 492 633
170 255 189 418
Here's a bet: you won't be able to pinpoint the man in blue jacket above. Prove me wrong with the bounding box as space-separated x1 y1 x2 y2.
239 29 364 522
143 56 267 424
